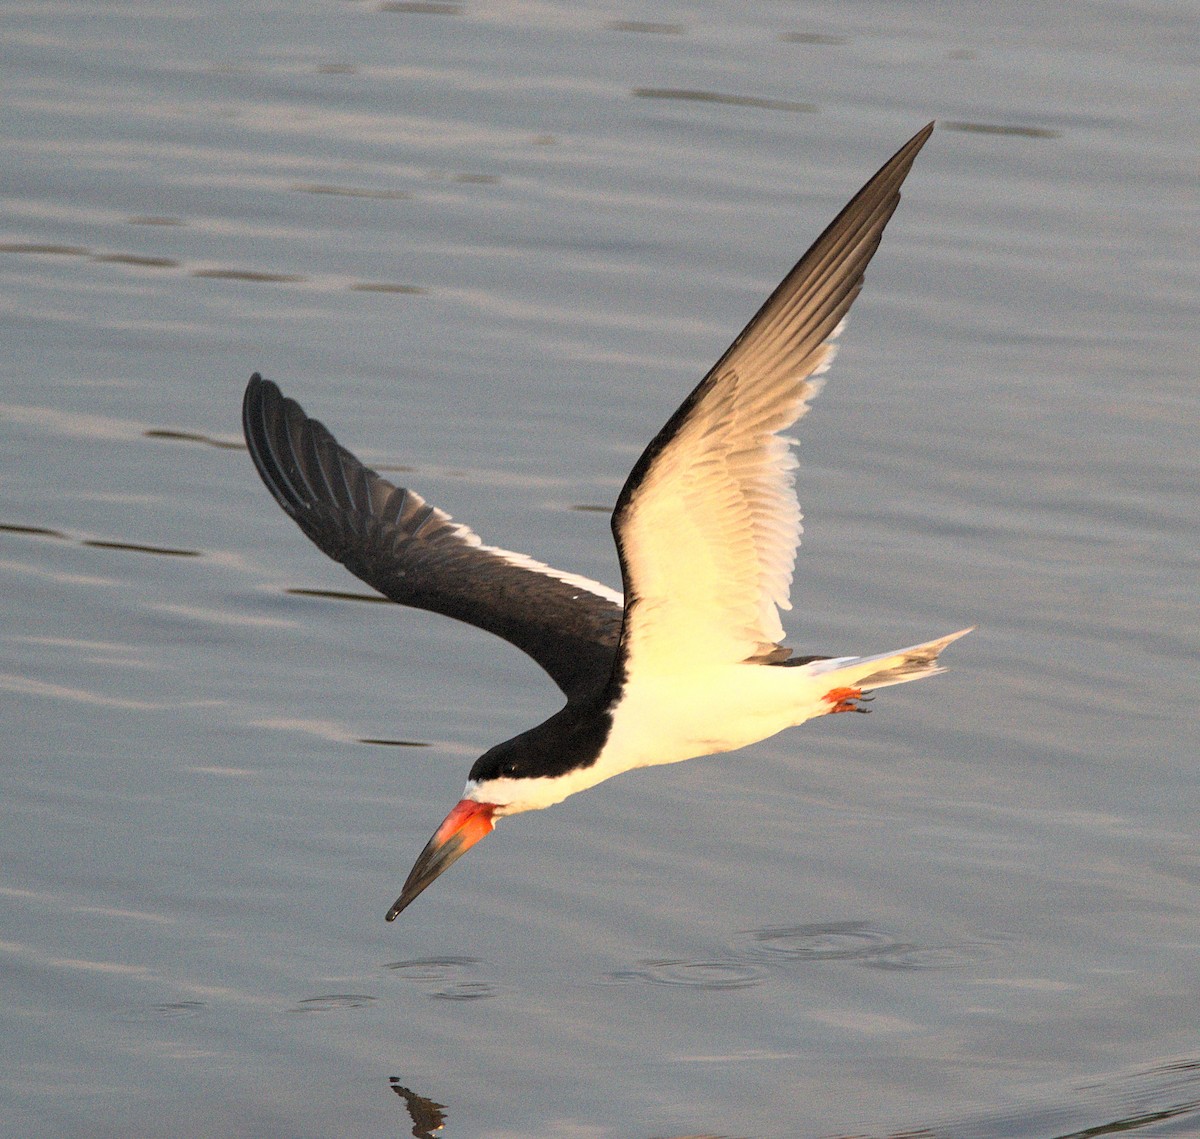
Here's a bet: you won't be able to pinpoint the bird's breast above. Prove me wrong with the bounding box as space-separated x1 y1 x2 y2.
598 660 834 775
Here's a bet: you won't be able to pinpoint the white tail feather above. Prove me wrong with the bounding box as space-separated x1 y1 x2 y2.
807 627 973 692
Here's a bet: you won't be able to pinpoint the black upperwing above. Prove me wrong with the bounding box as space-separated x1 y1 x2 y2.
242 375 624 701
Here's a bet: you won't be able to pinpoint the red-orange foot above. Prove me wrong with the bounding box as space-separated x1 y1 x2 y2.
823 686 871 714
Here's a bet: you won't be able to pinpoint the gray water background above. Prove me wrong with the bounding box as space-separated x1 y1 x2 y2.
2 3 1197 1136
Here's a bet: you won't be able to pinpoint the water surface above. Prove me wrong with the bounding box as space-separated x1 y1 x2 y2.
2 3 1197 1136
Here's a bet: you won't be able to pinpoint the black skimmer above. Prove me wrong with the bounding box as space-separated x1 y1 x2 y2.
242 122 970 922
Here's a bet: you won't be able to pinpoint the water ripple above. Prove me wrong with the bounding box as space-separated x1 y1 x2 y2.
150 1000 207 1018
605 959 766 990
632 87 817 113
744 921 904 963
384 956 497 1000
357 737 433 748
120 1000 207 1023
143 428 244 450
290 994 377 1012
943 120 1061 139
379 1 462 13
740 921 1003 971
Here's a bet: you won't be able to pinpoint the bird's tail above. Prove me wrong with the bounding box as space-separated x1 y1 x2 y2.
808 627 973 695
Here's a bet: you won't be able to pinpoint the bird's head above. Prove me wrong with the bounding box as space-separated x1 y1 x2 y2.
384 735 581 921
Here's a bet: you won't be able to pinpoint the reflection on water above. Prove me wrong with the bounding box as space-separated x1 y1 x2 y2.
390 1079 448 1139
384 1057 1200 1138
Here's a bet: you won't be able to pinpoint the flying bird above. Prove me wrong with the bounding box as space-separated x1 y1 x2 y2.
242 122 969 921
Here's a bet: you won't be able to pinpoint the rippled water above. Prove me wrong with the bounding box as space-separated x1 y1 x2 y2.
2 3 1197 1137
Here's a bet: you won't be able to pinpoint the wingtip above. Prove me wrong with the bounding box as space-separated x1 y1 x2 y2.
898 121 936 164
931 626 974 653
243 371 267 420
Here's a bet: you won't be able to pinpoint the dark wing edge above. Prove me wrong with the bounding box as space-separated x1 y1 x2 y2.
611 122 935 660
242 374 624 700
704 121 934 401
615 123 934 526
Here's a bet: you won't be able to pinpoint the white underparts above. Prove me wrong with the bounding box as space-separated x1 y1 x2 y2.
468 627 971 815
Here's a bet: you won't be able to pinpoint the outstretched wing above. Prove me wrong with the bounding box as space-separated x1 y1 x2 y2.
612 124 934 674
243 375 624 700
